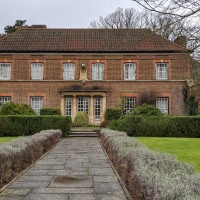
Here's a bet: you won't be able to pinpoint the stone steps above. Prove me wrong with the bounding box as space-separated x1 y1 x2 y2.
70 128 101 137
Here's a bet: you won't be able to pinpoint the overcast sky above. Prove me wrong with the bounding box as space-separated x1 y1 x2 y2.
0 0 140 33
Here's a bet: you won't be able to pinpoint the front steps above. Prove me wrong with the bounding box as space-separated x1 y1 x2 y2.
70 127 101 137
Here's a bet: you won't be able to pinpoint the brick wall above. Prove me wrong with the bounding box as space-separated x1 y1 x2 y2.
0 53 190 115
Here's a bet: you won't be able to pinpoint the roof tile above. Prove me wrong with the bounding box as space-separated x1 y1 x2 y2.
0 28 190 53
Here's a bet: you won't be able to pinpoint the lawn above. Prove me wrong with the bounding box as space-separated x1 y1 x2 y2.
136 137 200 173
0 137 17 144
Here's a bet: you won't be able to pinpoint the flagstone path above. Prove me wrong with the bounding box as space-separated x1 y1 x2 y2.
0 137 130 200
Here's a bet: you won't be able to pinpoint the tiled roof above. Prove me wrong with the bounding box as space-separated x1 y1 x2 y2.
0 27 190 53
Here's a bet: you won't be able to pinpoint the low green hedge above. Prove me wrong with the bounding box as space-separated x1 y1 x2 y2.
40 108 61 115
105 108 122 121
0 116 72 137
110 116 200 137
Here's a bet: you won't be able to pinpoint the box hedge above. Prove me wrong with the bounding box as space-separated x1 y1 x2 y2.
0 115 72 137
110 116 200 137
40 108 61 115
105 108 122 121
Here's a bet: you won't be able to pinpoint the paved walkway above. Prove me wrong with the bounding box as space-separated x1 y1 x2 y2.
0 138 129 200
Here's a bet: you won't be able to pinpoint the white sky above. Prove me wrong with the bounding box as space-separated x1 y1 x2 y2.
0 0 140 33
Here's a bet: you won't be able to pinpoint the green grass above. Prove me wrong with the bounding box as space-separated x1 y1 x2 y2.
136 137 200 173
0 137 17 144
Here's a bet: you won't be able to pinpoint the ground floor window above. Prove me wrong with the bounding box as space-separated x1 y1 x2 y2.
0 96 11 108
156 97 168 114
66 97 72 116
78 97 89 114
31 97 43 115
94 97 101 120
124 97 136 114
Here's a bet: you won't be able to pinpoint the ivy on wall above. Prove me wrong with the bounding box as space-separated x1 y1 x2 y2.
182 89 199 115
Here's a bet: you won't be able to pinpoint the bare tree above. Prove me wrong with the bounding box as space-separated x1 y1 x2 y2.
132 0 200 21
89 7 146 29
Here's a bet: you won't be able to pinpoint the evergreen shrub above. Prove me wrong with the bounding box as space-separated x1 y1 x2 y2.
74 112 89 127
0 129 62 189
105 108 122 121
40 108 61 115
100 129 200 199
0 116 72 137
0 102 36 115
110 116 200 137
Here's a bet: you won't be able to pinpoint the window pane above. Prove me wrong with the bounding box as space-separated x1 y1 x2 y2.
31 97 43 115
124 63 136 80
78 97 89 114
63 63 75 80
124 97 136 114
92 63 104 80
31 63 44 80
66 97 72 116
94 97 101 120
156 97 168 114
156 63 168 80
0 63 11 80
0 97 11 108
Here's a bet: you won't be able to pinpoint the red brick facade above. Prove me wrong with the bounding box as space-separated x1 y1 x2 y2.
0 28 192 124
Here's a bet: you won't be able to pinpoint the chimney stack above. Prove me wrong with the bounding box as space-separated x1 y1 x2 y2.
174 36 187 48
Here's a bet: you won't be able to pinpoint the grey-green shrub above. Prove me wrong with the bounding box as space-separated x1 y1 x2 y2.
100 129 200 200
0 129 62 188
74 112 89 127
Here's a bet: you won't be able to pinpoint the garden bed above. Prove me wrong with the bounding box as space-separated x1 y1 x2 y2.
100 129 200 200
0 129 62 189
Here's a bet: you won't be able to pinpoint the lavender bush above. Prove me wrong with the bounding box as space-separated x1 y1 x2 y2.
0 129 62 188
100 129 200 200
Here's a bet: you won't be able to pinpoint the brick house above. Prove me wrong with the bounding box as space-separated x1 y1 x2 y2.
0 25 191 124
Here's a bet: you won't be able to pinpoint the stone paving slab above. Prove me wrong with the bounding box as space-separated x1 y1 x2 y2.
0 137 129 200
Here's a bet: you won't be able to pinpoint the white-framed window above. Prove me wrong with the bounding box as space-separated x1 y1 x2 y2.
92 63 104 80
94 97 101 120
0 97 11 108
63 63 75 80
0 63 11 80
31 63 44 80
31 97 43 115
124 63 136 80
156 97 168 114
156 63 168 80
124 97 136 114
66 97 72 116
78 97 89 114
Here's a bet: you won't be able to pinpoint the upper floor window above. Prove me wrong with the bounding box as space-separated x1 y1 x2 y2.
156 63 168 80
156 97 168 114
31 97 43 115
0 63 11 80
0 97 11 108
31 63 44 80
124 97 136 114
124 63 136 80
63 63 75 80
92 63 104 80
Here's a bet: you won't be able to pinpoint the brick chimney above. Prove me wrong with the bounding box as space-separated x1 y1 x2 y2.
174 36 187 48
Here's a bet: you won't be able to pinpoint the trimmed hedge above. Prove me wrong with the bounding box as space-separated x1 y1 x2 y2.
0 116 72 137
0 129 62 189
105 108 122 121
40 108 61 115
100 129 200 199
110 116 200 137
